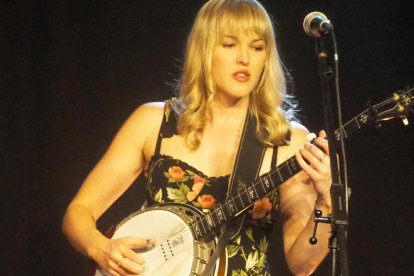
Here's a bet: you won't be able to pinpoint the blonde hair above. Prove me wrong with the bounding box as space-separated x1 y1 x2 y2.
174 0 295 150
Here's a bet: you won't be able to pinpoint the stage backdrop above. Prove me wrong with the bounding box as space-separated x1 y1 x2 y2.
2 0 413 275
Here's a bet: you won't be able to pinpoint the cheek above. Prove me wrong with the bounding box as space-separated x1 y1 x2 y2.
252 59 266 80
211 54 228 81
254 56 266 71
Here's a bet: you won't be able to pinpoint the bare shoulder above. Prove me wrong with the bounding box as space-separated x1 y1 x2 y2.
127 102 165 131
290 121 309 143
284 121 310 154
133 101 165 119
111 101 166 153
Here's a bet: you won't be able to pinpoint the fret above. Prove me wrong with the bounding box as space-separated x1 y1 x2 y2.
252 181 265 196
226 198 237 215
289 158 300 174
240 190 251 206
285 161 292 176
342 125 348 138
258 177 266 193
276 168 284 183
235 194 245 210
354 116 361 128
260 175 273 191
197 216 208 236
279 162 293 182
214 205 226 222
221 201 233 219
267 172 276 191
204 212 216 229
210 209 222 226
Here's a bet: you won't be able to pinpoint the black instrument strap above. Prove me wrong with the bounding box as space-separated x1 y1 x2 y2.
202 112 265 276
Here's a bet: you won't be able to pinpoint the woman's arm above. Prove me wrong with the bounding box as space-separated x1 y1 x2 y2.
62 103 164 275
279 124 332 276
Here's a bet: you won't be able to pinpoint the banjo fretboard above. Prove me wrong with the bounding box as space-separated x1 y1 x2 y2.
190 156 301 240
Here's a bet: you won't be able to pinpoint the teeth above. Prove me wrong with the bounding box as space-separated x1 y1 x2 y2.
236 73 248 77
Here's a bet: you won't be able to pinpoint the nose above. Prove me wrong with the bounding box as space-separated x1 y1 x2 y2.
237 47 249 66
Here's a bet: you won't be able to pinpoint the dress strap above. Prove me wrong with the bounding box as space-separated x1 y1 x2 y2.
153 99 178 156
271 146 279 169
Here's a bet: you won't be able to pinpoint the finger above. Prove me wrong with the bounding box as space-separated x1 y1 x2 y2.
109 258 131 276
296 149 322 180
119 242 145 265
121 248 145 265
118 257 144 275
314 135 329 156
118 238 156 274
109 248 136 275
118 248 145 274
304 143 327 164
319 130 327 138
124 237 156 250
107 267 122 276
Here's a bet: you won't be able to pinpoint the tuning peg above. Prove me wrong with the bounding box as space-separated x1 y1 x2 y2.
393 93 400 101
402 118 409 126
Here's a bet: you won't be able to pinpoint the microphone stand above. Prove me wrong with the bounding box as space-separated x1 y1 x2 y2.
314 35 350 276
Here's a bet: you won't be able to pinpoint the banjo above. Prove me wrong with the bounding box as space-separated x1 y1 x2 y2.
93 87 413 276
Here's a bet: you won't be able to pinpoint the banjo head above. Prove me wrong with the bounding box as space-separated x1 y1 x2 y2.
95 204 222 276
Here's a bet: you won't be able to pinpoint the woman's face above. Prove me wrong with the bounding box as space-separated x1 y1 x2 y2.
211 31 267 105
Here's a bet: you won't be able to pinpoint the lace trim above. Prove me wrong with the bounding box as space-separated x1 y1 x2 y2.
146 153 230 181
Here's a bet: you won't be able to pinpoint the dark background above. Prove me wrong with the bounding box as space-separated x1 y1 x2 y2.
2 0 413 275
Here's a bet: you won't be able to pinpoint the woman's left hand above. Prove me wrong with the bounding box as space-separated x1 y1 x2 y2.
295 130 332 201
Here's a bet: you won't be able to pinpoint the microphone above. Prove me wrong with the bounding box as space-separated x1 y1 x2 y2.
303 11 333 38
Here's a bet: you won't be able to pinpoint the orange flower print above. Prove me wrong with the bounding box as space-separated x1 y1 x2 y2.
168 166 185 181
187 175 205 201
193 174 205 185
187 191 198 201
252 196 272 219
197 194 215 209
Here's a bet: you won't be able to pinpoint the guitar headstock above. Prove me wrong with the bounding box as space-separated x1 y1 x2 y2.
372 86 414 126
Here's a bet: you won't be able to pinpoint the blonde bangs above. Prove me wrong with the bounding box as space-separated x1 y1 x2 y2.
213 1 274 47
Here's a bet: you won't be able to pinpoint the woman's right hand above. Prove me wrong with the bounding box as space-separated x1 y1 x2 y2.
92 236 155 276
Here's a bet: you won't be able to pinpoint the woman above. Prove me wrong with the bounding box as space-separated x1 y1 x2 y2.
62 0 332 275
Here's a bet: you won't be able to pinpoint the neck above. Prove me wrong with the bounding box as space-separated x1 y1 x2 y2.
209 95 249 127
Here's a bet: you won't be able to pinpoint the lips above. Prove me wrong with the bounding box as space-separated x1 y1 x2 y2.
232 70 251 82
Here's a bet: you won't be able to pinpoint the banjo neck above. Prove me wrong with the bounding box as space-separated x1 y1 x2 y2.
190 86 414 241
191 155 300 241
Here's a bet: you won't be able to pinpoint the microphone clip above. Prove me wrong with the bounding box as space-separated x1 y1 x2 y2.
309 208 332 245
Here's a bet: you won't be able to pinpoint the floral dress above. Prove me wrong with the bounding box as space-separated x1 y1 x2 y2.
144 100 280 276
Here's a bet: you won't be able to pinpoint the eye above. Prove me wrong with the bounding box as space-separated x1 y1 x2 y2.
222 43 236 48
252 45 265 52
